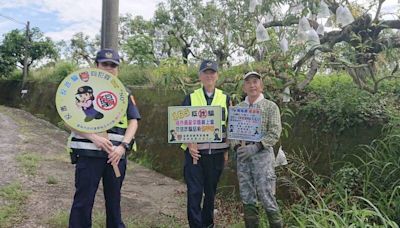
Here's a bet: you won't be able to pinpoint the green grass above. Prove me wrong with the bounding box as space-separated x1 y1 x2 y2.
0 182 28 227
46 176 58 185
16 152 40 175
47 210 184 228
46 211 68 228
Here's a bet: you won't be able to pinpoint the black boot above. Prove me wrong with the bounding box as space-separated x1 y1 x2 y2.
267 211 283 228
243 204 259 228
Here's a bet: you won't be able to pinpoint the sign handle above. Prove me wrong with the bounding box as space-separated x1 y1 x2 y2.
97 131 121 177
113 164 121 177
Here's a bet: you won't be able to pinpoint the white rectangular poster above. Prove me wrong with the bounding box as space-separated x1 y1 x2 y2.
227 107 263 142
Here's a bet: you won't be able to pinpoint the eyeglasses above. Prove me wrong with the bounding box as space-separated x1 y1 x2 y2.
100 62 118 68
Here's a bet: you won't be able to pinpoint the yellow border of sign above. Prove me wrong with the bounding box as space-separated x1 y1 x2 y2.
55 68 128 133
168 106 223 143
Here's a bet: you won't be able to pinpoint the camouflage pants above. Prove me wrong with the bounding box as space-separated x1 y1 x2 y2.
237 146 279 213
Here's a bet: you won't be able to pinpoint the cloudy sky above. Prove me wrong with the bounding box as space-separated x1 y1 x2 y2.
0 0 163 41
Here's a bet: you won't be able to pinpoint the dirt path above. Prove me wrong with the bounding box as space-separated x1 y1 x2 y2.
0 105 187 227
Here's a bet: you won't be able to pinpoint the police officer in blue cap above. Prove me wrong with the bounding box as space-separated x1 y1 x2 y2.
181 60 231 228
68 48 141 228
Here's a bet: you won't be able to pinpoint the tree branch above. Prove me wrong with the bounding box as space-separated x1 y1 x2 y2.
263 15 299 28
263 15 319 30
293 45 332 72
373 0 385 23
379 20 400 29
375 75 400 84
320 14 373 47
324 0 340 14
296 58 319 90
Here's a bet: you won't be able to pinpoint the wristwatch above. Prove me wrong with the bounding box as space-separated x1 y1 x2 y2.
120 142 130 151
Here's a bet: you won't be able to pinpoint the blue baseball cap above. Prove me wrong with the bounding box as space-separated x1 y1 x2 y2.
95 48 120 65
199 60 218 73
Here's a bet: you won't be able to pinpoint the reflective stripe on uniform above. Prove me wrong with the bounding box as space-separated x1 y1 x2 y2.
197 142 230 150
107 133 124 142
70 141 100 150
71 132 124 142
69 106 128 151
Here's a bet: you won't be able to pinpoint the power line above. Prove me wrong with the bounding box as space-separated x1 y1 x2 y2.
0 13 25 25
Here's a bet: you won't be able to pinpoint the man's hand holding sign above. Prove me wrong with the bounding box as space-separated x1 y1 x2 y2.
168 106 223 164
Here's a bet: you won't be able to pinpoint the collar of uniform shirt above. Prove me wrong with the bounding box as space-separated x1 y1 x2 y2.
202 87 215 99
245 93 264 105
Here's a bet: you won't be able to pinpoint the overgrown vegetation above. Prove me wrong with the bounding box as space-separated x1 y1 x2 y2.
277 112 400 226
300 73 391 132
31 61 78 83
0 182 28 227
128 149 159 170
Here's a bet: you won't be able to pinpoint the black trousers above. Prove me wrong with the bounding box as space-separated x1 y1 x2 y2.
69 156 127 228
184 150 224 228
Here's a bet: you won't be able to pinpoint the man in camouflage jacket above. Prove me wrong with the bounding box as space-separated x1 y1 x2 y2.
231 71 283 228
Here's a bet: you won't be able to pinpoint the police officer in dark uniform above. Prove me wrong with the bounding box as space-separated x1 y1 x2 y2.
68 49 141 228
181 60 231 228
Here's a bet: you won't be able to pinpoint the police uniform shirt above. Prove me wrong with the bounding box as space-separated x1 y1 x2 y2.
107 94 141 136
70 93 141 158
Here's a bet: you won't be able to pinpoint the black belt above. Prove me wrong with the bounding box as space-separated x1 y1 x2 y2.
198 148 226 155
75 149 126 159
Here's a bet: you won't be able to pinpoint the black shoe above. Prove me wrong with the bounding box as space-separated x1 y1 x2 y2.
94 112 104 119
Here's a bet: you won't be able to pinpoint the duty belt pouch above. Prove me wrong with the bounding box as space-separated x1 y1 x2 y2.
70 150 78 164
122 142 133 158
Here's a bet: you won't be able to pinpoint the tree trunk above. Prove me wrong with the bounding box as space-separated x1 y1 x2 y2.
181 46 190 65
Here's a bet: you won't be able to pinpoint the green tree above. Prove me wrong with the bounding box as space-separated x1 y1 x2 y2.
68 32 98 66
0 50 16 77
120 15 157 65
0 27 57 78
154 0 198 64
124 34 156 65
249 0 400 93
192 1 230 65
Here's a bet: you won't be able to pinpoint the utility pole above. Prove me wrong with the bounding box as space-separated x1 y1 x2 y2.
21 21 30 91
101 0 119 51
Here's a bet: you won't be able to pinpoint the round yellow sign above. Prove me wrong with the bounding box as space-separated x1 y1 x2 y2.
55 68 128 133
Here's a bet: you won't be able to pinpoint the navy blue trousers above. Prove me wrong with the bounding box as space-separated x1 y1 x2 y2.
184 150 224 228
69 156 126 228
